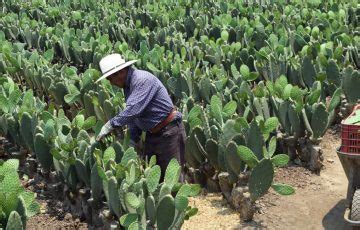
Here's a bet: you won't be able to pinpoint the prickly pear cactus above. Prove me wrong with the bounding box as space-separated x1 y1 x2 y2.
205 139 219 169
249 159 274 200
247 121 264 160
20 112 35 152
224 141 245 177
301 56 316 88
16 196 27 228
145 165 161 193
164 159 181 190
342 66 360 104
90 164 103 204
103 99 115 121
74 159 90 187
34 133 53 171
51 82 68 105
108 176 121 217
7 116 21 145
185 134 204 168
288 104 303 138
311 103 329 140
326 59 341 86
83 93 95 117
146 195 156 226
156 195 175 230
5 211 23 230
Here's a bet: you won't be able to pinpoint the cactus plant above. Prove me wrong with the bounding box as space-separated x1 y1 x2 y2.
310 103 329 140
90 163 103 204
156 195 176 230
0 159 39 229
108 176 122 217
146 195 156 226
5 211 23 230
34 133 53 171
20 112 35 152
16 197 26 228
246 121 264 160
301 56 317 88
248 159 274 200
342 66 360 104
225 141 245 177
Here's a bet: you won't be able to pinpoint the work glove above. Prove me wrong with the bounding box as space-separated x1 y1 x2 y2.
96 121 114 141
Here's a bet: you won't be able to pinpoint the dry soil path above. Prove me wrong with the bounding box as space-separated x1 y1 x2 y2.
183 131 350 230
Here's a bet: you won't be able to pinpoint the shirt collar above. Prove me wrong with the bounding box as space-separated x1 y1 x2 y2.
125 67 134 89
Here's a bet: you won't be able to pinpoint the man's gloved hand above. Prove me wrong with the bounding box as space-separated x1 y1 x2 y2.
96 121 114 141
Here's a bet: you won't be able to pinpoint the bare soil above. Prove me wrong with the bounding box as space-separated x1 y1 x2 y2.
27 211 87 230
183 131 350 229
23 172 88 230
25 187 88 230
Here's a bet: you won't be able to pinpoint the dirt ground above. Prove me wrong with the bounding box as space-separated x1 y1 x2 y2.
183 131 350 230
27 212 87 230
25 188 88 230
22 175 89 229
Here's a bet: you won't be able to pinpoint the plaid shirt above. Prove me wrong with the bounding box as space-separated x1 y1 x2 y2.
110 67 181 142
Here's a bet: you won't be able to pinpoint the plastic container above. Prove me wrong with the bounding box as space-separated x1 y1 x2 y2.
341 105 360 154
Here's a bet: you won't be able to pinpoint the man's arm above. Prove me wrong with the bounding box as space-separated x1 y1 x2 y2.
110 77 158 128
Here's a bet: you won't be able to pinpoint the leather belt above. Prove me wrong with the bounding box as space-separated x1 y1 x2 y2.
149 108 177 134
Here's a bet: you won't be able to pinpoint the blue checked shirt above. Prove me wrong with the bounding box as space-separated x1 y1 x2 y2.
110 67 182 142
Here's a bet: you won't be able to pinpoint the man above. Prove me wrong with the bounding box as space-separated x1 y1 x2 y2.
96 53 185 181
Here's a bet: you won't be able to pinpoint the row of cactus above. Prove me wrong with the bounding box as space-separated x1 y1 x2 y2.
0 76 200 228
0 34 125 124
1 0 358 221
94 146 200 229
0 159 40 229
1 1 358 105
183 94 294 201
1 2 359 112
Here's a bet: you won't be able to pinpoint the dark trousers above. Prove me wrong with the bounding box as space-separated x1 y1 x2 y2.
144 120 186 182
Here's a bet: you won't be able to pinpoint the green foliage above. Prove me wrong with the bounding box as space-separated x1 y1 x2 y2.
1 0 355 225
0 159 39 229
342 67 360 104
5 211 23 230
249 159 274 200
34 133 53 171
271 183 295 195
156 195 175 230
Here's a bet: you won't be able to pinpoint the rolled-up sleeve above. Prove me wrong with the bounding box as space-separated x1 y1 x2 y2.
110 78 158 128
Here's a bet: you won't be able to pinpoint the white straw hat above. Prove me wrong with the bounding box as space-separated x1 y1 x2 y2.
96 53 138 83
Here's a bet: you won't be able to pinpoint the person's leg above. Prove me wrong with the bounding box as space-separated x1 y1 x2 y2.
144 121 185 182
178 122 186 182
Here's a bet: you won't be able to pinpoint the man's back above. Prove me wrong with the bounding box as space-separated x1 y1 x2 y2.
111 67 181 132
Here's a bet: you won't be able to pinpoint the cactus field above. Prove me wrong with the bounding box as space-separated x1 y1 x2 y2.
0 0 359 229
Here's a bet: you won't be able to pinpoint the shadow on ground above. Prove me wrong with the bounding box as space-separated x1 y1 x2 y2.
323 199 351 230
240 220 267 229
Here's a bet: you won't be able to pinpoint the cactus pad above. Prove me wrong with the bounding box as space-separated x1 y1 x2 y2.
249 159 274 200
5 211 23 230
34 133 53 171
146 165 161 193
156 195 175 230
146 195 156 225
311 103 329 139
108 176 121 217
